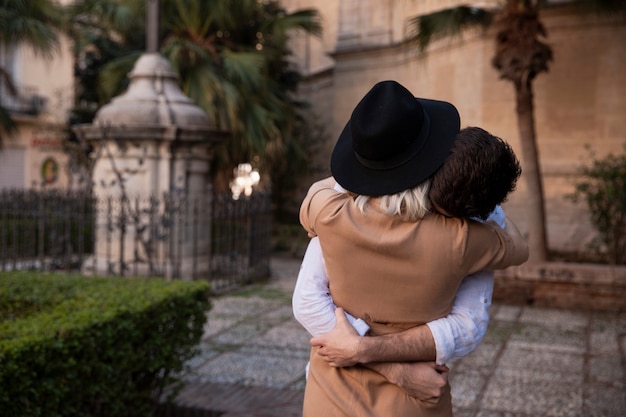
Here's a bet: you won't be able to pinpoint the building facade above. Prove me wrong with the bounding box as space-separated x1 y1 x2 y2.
1 1 624 255
0 4 75 190
284 0 626 254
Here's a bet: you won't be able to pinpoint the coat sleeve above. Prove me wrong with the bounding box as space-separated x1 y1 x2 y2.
299 176 339 238
461 221 528 274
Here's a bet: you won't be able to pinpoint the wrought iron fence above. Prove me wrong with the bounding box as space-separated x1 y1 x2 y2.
0 189 271 293
0 189 95 271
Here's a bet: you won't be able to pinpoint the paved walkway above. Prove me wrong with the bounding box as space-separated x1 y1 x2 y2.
167 255 626 417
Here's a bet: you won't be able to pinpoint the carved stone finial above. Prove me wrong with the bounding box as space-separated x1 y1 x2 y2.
94 53 211 129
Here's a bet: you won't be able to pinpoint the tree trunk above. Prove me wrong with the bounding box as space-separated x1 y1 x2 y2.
515 79 548 262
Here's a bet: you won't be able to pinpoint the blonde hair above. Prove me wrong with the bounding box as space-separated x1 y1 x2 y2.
354 179 432 221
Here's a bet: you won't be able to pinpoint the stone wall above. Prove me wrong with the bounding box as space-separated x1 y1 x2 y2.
494 263 626 312
288 1 626 255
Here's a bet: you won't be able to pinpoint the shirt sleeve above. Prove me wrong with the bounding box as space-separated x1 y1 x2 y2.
292 237 370 337
426 208 503 365
426 270 494 364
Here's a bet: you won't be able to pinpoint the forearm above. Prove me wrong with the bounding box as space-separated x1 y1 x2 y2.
363 362 403 385
363 361 449 401
356 325 436 363
314 274 493 366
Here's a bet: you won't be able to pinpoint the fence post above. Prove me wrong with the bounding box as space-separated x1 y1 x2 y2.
106 196 112 275
206 185 213 282
38 193 45 268
11 195 18 271
192 196 198 280
1 192 6 270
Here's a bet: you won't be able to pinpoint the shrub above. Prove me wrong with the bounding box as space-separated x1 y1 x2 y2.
0 272 210 417
569 146 626 264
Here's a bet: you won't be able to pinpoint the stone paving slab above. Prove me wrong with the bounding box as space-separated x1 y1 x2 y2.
170 382 303 417
166 255 626 417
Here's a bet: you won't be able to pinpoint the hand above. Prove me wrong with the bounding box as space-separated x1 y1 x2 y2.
310 307 362 367
375 361 449 404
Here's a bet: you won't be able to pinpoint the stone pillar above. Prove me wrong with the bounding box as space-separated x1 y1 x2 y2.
73 53 226 279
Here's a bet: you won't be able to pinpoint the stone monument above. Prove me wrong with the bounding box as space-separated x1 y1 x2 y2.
73 52 226 279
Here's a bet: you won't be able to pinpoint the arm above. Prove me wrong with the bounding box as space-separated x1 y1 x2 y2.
292 237 370 337
312 308 448 402
312 308 436 365
366 361 449 404
312 271 494 366
423 205 499 363
428 205 500 364
426 270 493 364
310 281 489 402
304 207 505 401
487 215 529 267
299 176 339 238
297 245 493 402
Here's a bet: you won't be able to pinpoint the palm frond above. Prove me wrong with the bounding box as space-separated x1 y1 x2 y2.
244 103 279 154
0 0 64 57
267 9 323 40
168 0 209 35
181 63 247 138
68 0 145 49
162 36 213 71
221 50 266 88
72 0 143 33
406 5 493 52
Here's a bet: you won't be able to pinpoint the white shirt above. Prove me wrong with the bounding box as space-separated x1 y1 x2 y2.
292 204 505 365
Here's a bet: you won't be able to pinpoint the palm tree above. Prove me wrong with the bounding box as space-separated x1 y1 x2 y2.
69 0 322 205
0 0 65 144
406 0 625 262
67 0 146 110
160 0 322 192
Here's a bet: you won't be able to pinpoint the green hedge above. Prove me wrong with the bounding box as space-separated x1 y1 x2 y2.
0 272 210 417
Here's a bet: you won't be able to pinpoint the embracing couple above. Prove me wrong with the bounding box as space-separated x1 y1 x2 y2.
293 80 529 416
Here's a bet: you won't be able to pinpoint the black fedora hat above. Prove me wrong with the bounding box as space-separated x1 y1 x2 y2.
331 80 460 196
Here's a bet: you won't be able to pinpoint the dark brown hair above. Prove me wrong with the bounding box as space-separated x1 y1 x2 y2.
429 127 522 220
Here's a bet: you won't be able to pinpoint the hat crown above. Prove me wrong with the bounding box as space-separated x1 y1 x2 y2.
350 81 427 169
330 80 460 196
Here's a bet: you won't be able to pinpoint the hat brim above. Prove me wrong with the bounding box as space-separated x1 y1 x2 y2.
331 98 460 196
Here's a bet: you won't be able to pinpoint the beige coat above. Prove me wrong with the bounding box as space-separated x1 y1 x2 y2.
299 177 526 417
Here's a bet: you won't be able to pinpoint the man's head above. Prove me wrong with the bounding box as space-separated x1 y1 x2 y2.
429 127 522 220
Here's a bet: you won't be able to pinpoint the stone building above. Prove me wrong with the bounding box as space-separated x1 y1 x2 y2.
0 1 75 190
1 1 624 256
284 0 626 255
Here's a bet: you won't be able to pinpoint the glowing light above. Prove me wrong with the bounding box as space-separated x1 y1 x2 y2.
230 163 260 200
